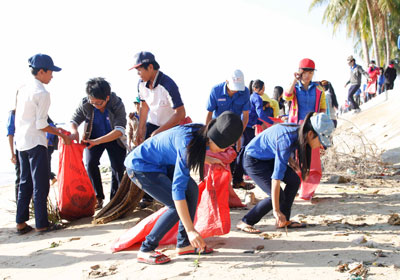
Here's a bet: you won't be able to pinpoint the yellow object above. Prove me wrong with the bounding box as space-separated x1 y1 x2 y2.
261 94 279 117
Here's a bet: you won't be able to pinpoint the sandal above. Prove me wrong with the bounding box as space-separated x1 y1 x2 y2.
137 251 171 265
177 246 214 256
277 221 307 229
233 182 255 190
236 221 261 234
16 225 33 235
36 223 66 234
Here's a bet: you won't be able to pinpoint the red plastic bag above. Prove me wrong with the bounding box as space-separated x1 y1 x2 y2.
297 147 322 200
194 165 231 238
112 153 234 252
57 139 96 220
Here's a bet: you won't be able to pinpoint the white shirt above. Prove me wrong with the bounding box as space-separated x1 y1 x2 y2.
15 78 50 151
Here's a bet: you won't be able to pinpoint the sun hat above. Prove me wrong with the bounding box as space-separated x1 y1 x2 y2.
347 55 355 62
310 113 335 148
227 69 245 91
207 111 243 149
129 51 157 70
28 54 61 72
299 58 315 70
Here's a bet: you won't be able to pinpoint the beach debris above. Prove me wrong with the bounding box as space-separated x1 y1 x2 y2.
327 175 351 184
388 213 400 225
93 172 144 224
364 240 379 248
373 250 387 257
88 264 118 278
69 237 80 241
346 169 357 176
255 245 264 251
259 232 282 240
352 235 367 245
336 263 349 272
90 265 100 270
49 241 61 248
243 250 255 254
334 232 349 236
348 262 369 279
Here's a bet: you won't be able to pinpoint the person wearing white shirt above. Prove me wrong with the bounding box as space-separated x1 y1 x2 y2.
15 54 70 235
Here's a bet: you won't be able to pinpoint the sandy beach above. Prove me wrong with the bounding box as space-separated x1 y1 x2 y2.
1 92 400 280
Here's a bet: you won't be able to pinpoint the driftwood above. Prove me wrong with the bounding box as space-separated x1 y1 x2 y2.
92 172 144 224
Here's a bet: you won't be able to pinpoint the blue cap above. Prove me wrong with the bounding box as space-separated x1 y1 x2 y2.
28 54 61 72
129 51 156 70
310 113 334 148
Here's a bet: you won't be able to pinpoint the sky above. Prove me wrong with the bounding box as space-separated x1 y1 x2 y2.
0 0 358 181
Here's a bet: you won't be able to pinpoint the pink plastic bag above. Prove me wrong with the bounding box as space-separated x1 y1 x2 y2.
297 147 322 200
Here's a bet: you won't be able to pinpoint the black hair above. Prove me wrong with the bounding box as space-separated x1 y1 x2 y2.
140 61 160 71
297 112 318 180
249 79 264 95
30 67 48 76
273 86 283 101
186 120 217 181
86 77 111 100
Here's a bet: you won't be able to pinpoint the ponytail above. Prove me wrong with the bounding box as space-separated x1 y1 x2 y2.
186 120 216 181
249 80 254 95
297 112 318 180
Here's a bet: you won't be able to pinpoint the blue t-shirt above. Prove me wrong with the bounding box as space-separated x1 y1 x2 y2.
124 125 199 201
90 108 112 139
245 124 298 180
248 93 274 127
206 82 250 118
46 122 57 146
294 82 319 121
7 110 15 136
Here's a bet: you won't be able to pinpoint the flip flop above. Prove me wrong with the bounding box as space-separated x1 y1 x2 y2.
137 251 171 265
277 221 307 229
36 223 65 234
236 222 261 234
17 225 33 235
177 246 214 256
233 182 255 190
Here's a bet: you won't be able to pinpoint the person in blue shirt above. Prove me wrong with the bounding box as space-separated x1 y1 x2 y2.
46 116 58 185
70 78 127 209
237 112 334 233
125 111 243 264
7 109 20 202
205 70 254 190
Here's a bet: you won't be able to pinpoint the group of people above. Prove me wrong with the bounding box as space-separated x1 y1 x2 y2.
345 55 397 113
11 52 337 265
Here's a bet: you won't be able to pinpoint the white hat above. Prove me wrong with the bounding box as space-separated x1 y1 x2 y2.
227 69 245 91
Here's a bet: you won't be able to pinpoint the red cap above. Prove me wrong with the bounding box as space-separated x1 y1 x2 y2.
299 58 315 70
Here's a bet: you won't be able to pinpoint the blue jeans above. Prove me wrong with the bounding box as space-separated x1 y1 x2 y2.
127 166 199 252
241 153 300 226
348 84 360 110
17 145 50 228
85 140 126 200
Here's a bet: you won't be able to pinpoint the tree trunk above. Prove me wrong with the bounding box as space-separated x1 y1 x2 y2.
384 14 390 67
360 22 370 65
365 0 380 67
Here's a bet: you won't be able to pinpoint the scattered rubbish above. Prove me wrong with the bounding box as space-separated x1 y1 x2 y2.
69 237 80 241
371 190 380 194
373 250 387 257
336 263 348 272
352 235 367 245
346 169 357 176
333 253 339 256
259 232 282 240
328 175 351 184
255 245 264 251
243 250 255 254
50 241 60 248
388 213 400 225
334 233 349 236
90 265 100 270
348 262 369 279
364 240 379 248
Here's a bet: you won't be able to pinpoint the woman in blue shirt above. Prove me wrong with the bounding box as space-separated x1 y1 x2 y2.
237 112 334 233
125 111 243 264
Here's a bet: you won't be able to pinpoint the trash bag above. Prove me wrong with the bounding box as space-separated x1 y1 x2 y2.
298 147 322 200
112 148 235 252
57 138 96 220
